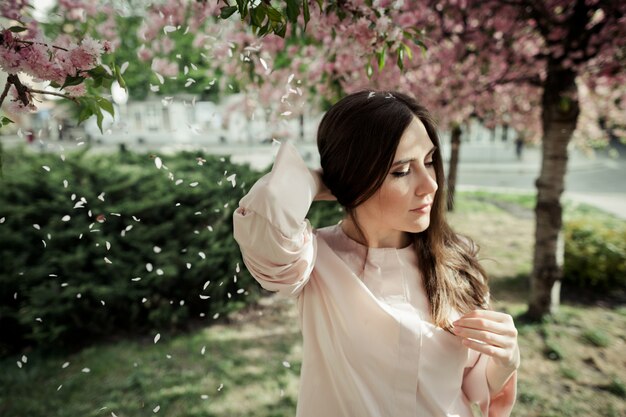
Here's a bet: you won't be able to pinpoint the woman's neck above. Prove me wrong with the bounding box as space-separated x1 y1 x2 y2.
340 216 412 249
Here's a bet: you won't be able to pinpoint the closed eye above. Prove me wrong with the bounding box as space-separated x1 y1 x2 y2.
392 170 410 178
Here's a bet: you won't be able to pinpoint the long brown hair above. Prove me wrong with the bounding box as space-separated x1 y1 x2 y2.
317 90 489 329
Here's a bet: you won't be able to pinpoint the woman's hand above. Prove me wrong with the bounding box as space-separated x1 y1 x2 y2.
452 309 520 371
311 168 336 201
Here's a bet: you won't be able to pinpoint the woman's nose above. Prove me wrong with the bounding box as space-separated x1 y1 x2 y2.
414 169 438 196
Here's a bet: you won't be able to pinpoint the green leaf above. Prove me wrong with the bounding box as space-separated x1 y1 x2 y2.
8 26 27 33
220 6 238 19
377 48 386 71
96 97 115 117
274 23 287 38
397 50 404 71
286 0 299 23
264 4 283 22
1 116 14 126
303 0 311 30
250 6 266 27
61 75 85 89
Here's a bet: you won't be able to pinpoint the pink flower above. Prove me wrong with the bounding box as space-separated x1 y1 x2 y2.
64 84 87 97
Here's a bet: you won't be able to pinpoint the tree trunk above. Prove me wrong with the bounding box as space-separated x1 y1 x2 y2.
501 123 509 142
527 63 580 320
447 124 462 211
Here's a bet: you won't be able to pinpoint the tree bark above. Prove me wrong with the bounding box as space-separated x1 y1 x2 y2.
447 124 462 211
527 62 580 320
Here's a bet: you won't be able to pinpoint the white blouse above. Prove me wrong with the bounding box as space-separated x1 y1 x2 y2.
233 140 516 417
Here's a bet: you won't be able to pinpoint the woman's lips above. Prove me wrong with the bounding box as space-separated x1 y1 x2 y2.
410 203 432 213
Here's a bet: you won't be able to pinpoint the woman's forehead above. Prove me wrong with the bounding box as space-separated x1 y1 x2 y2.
394 117 433 159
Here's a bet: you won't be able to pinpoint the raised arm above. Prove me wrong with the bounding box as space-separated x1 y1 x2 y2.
233 141 329 298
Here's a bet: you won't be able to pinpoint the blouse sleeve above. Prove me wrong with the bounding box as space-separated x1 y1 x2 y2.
462 353 517 417
232 140 318 298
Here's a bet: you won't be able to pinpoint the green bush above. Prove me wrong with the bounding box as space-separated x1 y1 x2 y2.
563 217 626 291
0 146 270 355
0 145 347 356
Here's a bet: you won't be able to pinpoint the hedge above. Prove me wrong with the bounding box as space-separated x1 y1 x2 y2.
0 144 345 356
563 216 626 291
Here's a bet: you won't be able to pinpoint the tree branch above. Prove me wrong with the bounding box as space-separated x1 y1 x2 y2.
28 89 79 103
0 82 11 109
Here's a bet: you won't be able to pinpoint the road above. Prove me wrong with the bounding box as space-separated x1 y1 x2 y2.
2 134 624 219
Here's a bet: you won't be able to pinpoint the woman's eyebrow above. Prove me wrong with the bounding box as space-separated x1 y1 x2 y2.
391 146 437 167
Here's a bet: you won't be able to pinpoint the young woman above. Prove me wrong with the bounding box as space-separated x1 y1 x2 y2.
233 90 519 417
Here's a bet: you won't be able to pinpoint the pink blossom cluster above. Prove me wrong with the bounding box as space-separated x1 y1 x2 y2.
0 25 110 85
0 0 29 21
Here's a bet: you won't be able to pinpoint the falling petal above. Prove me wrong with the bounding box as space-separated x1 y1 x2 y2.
98 192 105 201
226 173 236 187
33 224 41 230
201 346 206 355
0 217 5 223
17 361 22 368
142 297 147 303
62 362 70 368
236 263 240 273
260 58 268 70
155 72 164 84
199 295 210 299
156 269 164 276
62 215 71 222
164 25 176 33
213 313 219 319
217 384 223 391
288 73 294 83
82 368 90 373
237 288 244 294
203 280 211 290
154 333 160 343
104 257 112 264
101 300 105 306
201 395 208 400
120 61 129 74
175 179 183 185
106 241 111 250
57 385 62 391
146 263 153 272
153 246 162 253
190 182 199 187
96 214 106 223
22 355 27 363
132 277 141 281
283 361 291 368
186 263 191 269
43 165 50 172
281 111 292 116
150 84 160 92
198 252 206 259
155 157 163 169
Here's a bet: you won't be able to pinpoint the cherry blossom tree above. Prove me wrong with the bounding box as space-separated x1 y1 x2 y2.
0 2 124 132
3 0 625 322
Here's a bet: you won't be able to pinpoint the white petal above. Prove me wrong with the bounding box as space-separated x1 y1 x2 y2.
154 157 163 169
42 166 50 172
154 333 160 343
62 215 71 222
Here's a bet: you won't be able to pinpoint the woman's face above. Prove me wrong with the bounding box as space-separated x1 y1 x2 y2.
351 116 438 248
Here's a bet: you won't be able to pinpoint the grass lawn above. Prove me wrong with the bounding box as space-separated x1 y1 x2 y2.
1 191 624 417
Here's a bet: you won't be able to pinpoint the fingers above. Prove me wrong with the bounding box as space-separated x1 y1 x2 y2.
451 326 511 349
452 309 520 370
